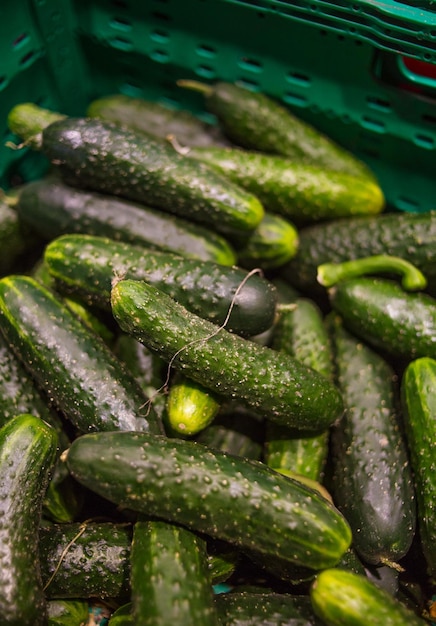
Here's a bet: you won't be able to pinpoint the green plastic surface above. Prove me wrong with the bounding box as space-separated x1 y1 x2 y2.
1 0 435 212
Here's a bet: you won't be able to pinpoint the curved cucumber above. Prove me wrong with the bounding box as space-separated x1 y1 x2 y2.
44 233 278 337
64 430 352 572
16 176 237 265
111 279 344 431
310 568 428 626
401 357 436 578
0 274 163 434
0 414 58 626
328 313 416 566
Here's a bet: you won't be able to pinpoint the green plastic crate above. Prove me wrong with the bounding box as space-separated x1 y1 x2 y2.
1 0 436 212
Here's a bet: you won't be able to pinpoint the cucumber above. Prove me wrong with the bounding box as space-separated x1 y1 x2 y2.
184 144 384 223
177 80 374 179
281 210 436 296
63 430 352 573
15 176 237 265
86 93 230 147
43 233 278 337
0 274 163 434
110 279 344 431
130 519 220 625
10 107 264 236
328 313 416 566
165 373 221 436
310 568 428 625
0 199 36 275
401 357 436 578
0 414 58 626
327 277 436 361
265 296 334 481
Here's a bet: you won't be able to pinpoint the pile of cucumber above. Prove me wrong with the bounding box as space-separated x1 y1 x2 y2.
0 81 435 625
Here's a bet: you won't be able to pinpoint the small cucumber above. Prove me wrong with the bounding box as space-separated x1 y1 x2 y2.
328 313 416 566
177 80 374 179
130 519 220 625
0 274 163 434
0 414 58 626
44 233 278 337
281 210 436 296
110 279 344 431
63 430 352 573
15 176 237 265
401 357 436 578
11 107 265 236
165 373 221 437
310 568 428 625
87 93 230 147
185 144 384 223
327 277 436 361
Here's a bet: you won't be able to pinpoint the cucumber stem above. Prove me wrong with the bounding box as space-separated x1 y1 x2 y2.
317 255 427 292
7 103 66 150
176 79 213 96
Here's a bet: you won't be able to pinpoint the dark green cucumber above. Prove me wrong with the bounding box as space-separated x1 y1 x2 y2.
215 591 325 625
12 109 264 236
16 176 237 265
328 313 416 566
130 519 220 625
310 568 428 625
87 93 230 147
0 199 36 275
177 80 374 178
63 430 352 572
0 414 58 626
327 277 436 361
0 274 163 434
281 211 436 296
111 279 344 431
401 357 436 578
47 600 89 626
165 373 221 436
185 145 384 223
43 233 278 337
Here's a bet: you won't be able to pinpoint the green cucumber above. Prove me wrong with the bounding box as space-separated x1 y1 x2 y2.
0 414 58 625
63 430 352 573
327 277 436 361
86 93 230 147
10 107 264 236
111 279 344 431
43 233 278 337
184 144 384 223
328 313 416 566
281 210 436 296
47 600 89 626
15 176 237 265
165 373 221 437
177 80 374 179
0 199 36 275
130 519 220 625
265 296 334 481
0 274 163 434
401 357 436 578
310 568 428 625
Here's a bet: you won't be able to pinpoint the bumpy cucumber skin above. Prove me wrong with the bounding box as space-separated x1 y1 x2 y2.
41 117 264 235
111 279 344 431
281 211 436 296
17 177 237 265
65 431 352 572
0 414 58 626
131 520 220 626
201 82 373 178
329 314 416 565
310 568 427 626
327 277 436 361
188 146 384 223
87 93 230 147
0 275 162 434
266 297 334 481
401 357 436 578
44 233 278 337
